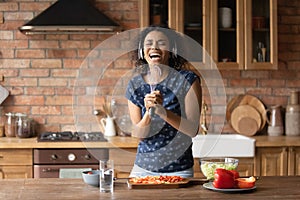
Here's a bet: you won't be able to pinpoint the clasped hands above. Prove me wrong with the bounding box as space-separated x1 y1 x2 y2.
144 90 164 116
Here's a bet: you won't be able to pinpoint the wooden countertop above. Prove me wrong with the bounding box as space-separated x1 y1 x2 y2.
0 136 140 149
0 176 299 199
0 135 300 149
252 135 300 147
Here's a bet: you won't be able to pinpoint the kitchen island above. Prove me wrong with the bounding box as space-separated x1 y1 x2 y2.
0 176 299 199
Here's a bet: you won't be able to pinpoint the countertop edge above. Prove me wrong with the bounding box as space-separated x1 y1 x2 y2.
0 135 300 149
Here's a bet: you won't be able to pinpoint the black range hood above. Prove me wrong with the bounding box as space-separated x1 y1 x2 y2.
19 0 121 35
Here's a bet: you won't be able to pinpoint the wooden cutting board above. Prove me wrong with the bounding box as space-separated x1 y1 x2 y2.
227 94 266 131
230 105 262 136
127 178 207 189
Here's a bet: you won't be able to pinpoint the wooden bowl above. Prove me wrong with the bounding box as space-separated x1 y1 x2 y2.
230 105 262 136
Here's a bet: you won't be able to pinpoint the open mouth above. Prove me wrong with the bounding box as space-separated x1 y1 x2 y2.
149 53 161 60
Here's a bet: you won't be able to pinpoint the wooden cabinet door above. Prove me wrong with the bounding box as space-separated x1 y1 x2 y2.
109 148 136 178
288 147 300 176
244 0 278 70
255 147 288 176
0 166 32 179
0 149 33 179
210 0 245 70
235 157 254 177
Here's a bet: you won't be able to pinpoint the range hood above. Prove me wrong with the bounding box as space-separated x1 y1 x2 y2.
19 0 121 35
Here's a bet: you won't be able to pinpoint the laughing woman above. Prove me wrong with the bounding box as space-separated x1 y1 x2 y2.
125 26 202 178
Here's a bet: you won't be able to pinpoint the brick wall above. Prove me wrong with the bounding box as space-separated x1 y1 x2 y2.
0 0 299 135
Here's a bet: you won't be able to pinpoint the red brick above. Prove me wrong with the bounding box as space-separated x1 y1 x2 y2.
0 3 18 11
51 69 77 77
39 78 68 87
20 69 49 77
31 59 62 68
0 40 28 48
31 106 61 115
26 87 55 95
0 31 13 39
29 40 59 48
16 49 45 58
19 2 51 11
47 116 75 124
47 49 77 58
13 95 44 105
60 41 90 49
229 79 257 87
260 79 285 87
45 96 73 106
9 78 37 86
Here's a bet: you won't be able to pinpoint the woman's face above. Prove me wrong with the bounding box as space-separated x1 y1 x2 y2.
143 30 170 66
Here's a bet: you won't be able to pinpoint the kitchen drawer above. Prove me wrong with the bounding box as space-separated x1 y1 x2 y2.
0 149 32 165
0 165 32 179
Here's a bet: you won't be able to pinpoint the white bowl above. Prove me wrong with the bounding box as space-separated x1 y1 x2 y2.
82 170 99 187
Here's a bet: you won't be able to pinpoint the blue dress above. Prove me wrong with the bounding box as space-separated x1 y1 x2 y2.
125 68 199 172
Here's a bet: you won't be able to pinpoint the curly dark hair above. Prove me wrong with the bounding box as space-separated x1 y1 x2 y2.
134 25 188 75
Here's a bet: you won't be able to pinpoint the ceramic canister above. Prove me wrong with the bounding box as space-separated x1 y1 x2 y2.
286 91 300 136
219 7 232 28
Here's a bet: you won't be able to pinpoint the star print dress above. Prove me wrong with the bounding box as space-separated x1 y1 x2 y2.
125 68 199 172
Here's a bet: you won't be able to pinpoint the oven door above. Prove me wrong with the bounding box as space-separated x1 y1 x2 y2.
34 165 99 178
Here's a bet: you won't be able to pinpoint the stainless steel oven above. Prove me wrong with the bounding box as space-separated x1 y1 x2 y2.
34 132 108 178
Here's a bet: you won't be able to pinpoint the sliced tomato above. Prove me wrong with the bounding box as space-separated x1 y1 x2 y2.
236 176 256 188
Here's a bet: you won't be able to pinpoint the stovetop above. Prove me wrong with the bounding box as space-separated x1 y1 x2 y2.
37 131 108 142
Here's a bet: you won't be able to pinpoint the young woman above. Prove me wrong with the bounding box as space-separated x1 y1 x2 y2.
125 26 202 178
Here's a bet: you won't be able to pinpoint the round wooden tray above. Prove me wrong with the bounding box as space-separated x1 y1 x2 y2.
226 94 266 131
230 105 262 136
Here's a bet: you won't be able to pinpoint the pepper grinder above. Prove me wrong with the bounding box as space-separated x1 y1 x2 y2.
285 91 300 136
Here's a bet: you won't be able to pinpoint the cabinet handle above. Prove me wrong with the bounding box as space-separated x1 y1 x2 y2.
42 168 59 172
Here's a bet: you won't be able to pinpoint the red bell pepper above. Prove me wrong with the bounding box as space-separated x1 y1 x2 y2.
236 176 256 188
213 168 235 189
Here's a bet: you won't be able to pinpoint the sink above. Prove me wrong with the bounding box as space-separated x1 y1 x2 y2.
192 134 255 158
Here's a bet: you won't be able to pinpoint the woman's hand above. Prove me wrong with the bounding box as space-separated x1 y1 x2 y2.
144 90 163 111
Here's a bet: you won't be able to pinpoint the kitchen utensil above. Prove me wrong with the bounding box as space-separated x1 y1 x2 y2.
148 65 161 118
266 105 284 136
230 105 261 136
226 94 266 131
0 85 9 105
100 116 116 137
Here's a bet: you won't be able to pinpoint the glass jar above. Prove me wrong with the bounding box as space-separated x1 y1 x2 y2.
15 113 31 138
5 112 16 137
0 107 4 137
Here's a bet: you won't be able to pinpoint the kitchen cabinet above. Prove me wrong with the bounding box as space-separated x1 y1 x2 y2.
109 148 136 178
255 146 300 176
139 0 278 70
0 149 32 179
288 147 300 176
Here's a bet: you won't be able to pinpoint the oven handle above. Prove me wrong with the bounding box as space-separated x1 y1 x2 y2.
42 168 59 172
